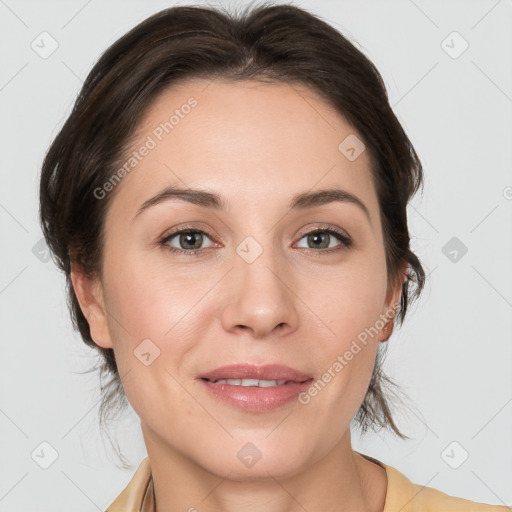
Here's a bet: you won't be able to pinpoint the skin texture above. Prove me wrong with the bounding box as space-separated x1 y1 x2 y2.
72 79 405 512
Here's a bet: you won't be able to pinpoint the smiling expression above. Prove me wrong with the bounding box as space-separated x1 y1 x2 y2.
73 78 402 479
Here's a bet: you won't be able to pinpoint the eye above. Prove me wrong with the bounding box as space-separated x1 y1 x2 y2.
158 226 352 256
159 229 214 255
295 227 352 252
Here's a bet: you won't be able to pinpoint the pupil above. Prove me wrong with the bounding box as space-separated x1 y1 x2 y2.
182 232 202 249
309 232 328 249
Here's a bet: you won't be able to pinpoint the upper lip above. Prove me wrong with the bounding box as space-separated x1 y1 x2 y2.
198 364 313 383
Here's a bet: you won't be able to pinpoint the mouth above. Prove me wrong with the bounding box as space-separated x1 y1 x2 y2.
197 364 314 412
198 363 313 383
200 378 307 386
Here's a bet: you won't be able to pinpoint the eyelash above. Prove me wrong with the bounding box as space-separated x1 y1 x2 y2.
158 225 353 256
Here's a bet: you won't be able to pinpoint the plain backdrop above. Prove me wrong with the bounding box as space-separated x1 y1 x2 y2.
0 0 511 510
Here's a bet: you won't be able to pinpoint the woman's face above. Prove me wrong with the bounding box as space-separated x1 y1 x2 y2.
75 79 403 478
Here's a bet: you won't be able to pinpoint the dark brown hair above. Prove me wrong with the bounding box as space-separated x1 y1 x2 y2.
39 2 425 454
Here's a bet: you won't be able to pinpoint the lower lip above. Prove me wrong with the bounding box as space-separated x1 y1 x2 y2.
198 378 313 412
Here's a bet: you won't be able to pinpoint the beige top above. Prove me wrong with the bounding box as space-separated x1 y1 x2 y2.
105 452 511 511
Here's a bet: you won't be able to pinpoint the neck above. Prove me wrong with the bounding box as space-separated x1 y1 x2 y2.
142 423 387 512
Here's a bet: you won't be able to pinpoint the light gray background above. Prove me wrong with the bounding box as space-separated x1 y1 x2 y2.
1 0 511 510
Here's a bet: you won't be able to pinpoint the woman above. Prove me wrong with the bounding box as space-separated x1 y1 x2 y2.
38 3 510 511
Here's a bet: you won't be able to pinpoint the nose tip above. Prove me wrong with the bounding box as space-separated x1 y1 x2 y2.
220 260 299 339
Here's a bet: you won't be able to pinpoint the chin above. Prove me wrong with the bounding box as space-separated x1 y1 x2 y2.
195 442 312 482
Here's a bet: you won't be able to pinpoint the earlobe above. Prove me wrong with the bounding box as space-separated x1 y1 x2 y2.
70 265 114 349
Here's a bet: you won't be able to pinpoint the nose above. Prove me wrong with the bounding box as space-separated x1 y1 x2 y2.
220 248 299 339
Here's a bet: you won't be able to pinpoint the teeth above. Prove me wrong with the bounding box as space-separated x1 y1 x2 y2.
208 378 288 387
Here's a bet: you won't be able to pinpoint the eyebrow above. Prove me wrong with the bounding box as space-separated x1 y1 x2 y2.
134 185 371 223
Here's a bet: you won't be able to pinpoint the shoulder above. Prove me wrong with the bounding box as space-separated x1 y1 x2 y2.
381 460 511 512
105 457 154 512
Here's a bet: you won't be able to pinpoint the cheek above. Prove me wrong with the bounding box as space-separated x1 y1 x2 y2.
101 230 387 405
101 250 220 365
103 231 388 357
314 289 381 393
298 254 387 405
100 259 210 422
311 252 388 342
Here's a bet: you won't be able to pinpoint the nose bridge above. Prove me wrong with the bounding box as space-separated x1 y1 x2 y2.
220 232 298 337
237 235 284 295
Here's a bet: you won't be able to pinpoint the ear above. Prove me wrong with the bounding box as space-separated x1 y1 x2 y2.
70 264 113 349
378 260 408 343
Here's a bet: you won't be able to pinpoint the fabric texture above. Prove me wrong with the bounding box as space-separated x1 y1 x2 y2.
105 452 511 511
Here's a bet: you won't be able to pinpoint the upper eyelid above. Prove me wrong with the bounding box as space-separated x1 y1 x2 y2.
162 225 348 237
296 225 349 238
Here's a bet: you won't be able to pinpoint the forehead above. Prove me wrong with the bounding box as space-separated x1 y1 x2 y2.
109 78 377 218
